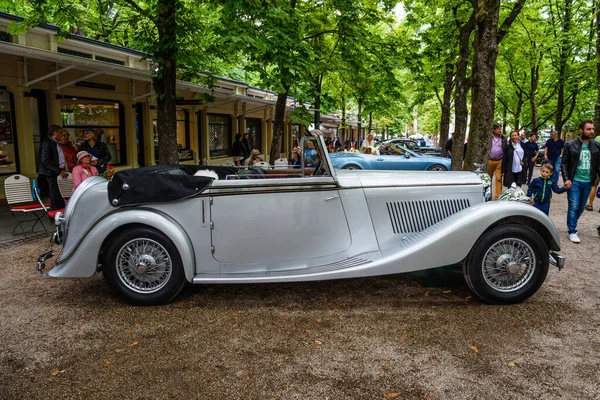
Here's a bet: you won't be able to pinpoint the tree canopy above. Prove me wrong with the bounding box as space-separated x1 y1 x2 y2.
2 0 599 167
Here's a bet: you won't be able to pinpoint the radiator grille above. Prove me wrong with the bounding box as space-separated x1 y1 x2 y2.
386 199 470 234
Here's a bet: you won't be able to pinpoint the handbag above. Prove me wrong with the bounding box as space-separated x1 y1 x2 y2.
597 184 600 199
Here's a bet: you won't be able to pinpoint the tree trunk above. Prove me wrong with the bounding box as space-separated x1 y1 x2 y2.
514 90 523 130
464 1 500 169
451 11 475 171
529 65 539 135
595 0 600 135
367 111 373 135
554 0 572 136
313 74 322 129
270 89 289 163
341 94 346 145
438 63 454 154
502 103 507 135
154 0 178 164
357 97 363 146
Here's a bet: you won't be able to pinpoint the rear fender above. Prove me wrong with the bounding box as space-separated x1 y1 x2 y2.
50 209 195 281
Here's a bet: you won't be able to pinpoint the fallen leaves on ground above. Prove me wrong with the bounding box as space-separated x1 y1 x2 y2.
314 340 322 345
443 290 452 294
103 360 111 367
50 370 64 377
507 361 516 367
469 345 479 353
129 341 139 347
384 392 399 398
424 291 430 297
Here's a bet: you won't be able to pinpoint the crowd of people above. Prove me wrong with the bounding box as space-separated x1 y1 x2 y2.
482 121 600 243
38 125 111 210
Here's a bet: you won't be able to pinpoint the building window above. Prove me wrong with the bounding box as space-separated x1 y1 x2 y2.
60 98 126 165
151 109 192 161
208 114 231 157
245 118 262 153
0 90 18 175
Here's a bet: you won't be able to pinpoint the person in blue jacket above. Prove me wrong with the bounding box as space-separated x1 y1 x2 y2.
527 164 565 215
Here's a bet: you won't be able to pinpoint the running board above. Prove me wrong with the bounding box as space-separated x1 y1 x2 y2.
193 257 372 283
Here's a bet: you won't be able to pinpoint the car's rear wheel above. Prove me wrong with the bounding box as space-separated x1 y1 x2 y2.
427 164 448 171
103 227 185 306
342 164 362 170
463 224 549 304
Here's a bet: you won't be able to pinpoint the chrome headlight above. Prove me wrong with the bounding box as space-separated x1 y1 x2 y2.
476 172 492 202
54 211 65 226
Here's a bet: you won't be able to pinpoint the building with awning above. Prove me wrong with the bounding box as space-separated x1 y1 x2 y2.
0 11 305 196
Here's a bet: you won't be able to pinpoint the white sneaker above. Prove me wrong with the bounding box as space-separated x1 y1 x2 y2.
569 233 581 243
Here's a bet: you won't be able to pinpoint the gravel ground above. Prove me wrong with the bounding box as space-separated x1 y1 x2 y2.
1 180 599 399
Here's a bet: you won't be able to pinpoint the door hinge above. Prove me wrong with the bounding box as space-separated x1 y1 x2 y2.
211 245 215 254
210 221 214 229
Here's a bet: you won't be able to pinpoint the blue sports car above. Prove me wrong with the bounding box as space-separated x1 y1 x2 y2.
330 143 451 171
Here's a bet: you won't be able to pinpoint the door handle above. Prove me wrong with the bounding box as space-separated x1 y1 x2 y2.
377 158 384 161
325 195 339 201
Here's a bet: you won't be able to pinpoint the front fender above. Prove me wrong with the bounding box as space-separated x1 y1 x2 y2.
50 208 196 281
378 200 560 273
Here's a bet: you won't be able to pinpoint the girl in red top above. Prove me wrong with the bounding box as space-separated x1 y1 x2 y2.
72 151 99 193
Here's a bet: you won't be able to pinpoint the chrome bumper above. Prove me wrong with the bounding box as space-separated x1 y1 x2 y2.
549 251 565 270
36 250 54 276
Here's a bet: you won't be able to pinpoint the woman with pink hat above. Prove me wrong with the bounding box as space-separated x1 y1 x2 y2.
72 151 99 193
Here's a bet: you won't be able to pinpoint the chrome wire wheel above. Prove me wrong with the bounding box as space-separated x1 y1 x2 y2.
481 238 536 292
116 238 172 294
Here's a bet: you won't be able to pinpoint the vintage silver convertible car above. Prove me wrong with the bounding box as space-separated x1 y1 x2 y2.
38 136 565 306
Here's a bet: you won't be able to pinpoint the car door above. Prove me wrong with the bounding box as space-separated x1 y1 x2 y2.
375 146 422 171
209 138 352 274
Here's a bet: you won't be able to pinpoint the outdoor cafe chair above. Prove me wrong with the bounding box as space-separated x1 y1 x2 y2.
57 172 74 200
274 158 288 169
4 174 48 235
32 180 64 224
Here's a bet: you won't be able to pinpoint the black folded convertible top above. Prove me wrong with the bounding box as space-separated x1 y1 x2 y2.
107 165 218 207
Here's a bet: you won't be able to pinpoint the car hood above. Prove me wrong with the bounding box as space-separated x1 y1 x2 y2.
335 169 482 189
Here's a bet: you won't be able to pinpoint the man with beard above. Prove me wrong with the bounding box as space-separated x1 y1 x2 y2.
560 120 600 243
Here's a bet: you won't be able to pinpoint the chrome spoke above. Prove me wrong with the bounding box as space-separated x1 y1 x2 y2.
481 238 536 292
116 238 172 294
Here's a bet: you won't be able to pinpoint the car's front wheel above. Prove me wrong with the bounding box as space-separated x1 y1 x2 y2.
463 224 549 304
103 226 186 306
427 164 448 171
342 164 362 170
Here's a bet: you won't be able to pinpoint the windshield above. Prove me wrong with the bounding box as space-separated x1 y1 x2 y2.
383 143 419 157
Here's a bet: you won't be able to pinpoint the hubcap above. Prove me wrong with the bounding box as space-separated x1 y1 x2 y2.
116 238 172 294
482 238 536 292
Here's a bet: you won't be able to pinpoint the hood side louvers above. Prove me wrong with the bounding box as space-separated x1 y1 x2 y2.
386 199 470 234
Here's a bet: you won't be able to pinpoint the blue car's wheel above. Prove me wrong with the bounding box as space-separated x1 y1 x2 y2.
342 164 362 170
427 164 448 171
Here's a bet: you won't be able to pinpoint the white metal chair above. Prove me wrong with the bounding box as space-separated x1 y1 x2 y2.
4 174 48 235
254 161 270 168
57 172 74 199
274 158 288 169
32 180 64 223
220 160 235 167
